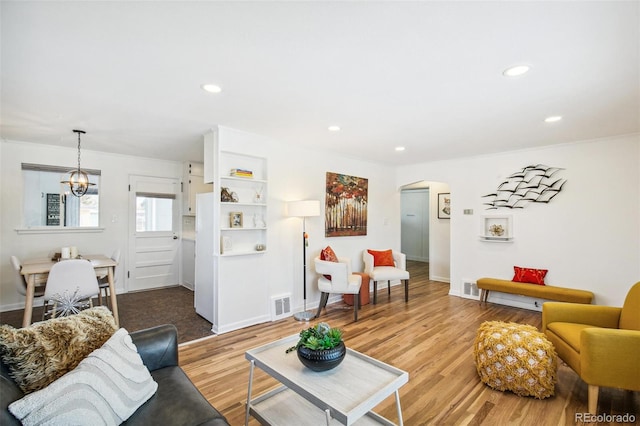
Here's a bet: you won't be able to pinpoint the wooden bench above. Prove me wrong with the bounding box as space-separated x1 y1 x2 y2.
476 278 594 305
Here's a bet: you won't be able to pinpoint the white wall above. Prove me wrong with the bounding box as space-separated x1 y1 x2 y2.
0 139 183 310
428 182 451 283
397 133 640 308
223 127 401 312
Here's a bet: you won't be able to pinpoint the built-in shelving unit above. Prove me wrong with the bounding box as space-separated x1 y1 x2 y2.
217 151 267 256
480 215 513 242
196 126 271 334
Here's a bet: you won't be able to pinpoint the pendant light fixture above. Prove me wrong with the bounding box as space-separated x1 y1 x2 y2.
61 129 95 197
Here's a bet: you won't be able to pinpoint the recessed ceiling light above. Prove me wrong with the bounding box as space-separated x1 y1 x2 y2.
395 146 405 152
544 116 563 123
328 126 341 132
502 65 530 77
201 84 222 93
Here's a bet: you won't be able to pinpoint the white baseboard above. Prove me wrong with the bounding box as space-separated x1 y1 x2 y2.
212 314 271 334
452 292 543 312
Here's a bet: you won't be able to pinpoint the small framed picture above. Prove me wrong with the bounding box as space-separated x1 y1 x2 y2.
221 235 232 254
438 193 451 219
230 211 243 228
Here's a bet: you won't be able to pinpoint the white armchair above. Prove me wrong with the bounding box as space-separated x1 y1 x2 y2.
363 249 410 304
314 256 362 321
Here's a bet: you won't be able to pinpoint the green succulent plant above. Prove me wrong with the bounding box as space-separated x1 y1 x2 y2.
286 322 343 353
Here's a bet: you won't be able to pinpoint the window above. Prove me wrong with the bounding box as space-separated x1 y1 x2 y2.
22 163 100 228
136 193 174 232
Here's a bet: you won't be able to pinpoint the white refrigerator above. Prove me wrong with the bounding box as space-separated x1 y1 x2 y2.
195 192 215 323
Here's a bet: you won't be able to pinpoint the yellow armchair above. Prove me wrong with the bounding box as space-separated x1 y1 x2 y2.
542 281 640 414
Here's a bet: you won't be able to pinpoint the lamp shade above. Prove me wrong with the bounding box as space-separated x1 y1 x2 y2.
287 200 320 217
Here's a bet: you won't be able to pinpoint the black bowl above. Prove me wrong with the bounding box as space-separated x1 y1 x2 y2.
297 342 346 372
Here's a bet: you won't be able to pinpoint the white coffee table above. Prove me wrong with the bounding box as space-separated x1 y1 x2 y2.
245 334 409 425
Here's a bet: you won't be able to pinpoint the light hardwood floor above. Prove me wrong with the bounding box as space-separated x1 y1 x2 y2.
178 262 638 425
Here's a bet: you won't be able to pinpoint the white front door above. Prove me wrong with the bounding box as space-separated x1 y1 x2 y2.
128 175 180 292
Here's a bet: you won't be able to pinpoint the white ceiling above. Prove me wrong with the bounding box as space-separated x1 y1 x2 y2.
2 1 638 166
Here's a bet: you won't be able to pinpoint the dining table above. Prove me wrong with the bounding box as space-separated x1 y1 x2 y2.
19 254 119 328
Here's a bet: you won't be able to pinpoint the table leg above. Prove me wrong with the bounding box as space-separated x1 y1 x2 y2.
22 274 35 327
245 360 255 426
108 266 119 327
324 408 331 425
395 390 404 426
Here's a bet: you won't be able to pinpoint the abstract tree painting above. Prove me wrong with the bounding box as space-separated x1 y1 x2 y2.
325 172 368 237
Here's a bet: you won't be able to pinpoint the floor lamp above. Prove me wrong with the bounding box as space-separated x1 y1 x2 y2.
287 200 320 321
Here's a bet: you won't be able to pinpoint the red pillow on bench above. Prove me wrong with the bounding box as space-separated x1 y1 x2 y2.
513 266 548 285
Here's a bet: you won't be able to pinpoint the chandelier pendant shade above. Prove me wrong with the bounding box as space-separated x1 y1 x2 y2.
61 129 95 197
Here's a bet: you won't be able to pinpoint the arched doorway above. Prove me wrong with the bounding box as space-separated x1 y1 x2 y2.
400 181 450 283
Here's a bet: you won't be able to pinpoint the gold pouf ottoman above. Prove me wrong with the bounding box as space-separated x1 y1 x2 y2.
473 321 557 399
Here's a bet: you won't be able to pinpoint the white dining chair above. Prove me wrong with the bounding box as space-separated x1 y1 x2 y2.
314 256 362 321
10 256 46 298
43 259 100 319
97 249 120 307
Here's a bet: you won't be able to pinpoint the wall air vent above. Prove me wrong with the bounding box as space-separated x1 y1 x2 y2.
271 294 292 321
463 280 479 297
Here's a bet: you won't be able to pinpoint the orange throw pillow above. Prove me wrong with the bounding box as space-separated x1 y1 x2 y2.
513 266 548 285
320 246 338 279
368 249 395 267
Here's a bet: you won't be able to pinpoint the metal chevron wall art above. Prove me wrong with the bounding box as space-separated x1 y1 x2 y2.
482 164 567 209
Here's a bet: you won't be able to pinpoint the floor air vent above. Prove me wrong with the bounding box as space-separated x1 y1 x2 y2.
271 294 292 321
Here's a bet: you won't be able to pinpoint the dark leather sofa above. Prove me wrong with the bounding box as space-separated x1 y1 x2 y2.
1 324 230 425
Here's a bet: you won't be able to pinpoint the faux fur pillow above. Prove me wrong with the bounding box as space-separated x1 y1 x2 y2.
0 306 117 394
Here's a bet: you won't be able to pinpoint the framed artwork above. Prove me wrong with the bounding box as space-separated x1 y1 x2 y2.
221 235 232 253
325 172 368 237
229 211 243 228
438 193 451 219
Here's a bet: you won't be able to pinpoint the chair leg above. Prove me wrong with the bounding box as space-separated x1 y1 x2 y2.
387 280 391 296
373 281 378 304
98 290 103 306
588 385 599 415
353 291 360 322
315 292 330 319
100 287 110 308
479 289 485 305
404 279 409 302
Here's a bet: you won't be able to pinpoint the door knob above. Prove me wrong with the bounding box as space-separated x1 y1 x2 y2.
173 235 178 240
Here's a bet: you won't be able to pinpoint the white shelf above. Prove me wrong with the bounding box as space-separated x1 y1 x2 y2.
221 227 267 231
221 202 267 207
479 236 514 243
220 176 267 184
219 250 267 257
